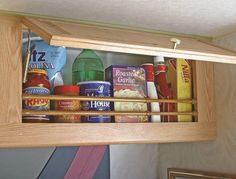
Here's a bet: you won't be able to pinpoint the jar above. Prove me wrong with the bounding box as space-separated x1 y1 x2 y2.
53 85 80 123
23 69 51 123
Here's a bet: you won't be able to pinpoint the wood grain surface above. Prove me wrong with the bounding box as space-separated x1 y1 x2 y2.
22 109 197 116
0 15 22 123
158 63 236 178
168 168 236 179
195 61 215 122
0 14 217 147
0 122 215 147
22 94 196 103
21 17 236 64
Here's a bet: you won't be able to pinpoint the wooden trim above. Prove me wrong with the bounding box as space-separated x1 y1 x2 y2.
22 110 197 116
168 168 236 179
22 94 197 104
192 61 198 122
195 61 215 123
0 15 22 123
50 37 236 64
0 122 216 147
199 39 236 54
21 17 236 64
0 14 217 146
21 17 52 44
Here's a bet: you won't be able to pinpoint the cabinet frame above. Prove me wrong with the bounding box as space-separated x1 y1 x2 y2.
0 15 216 147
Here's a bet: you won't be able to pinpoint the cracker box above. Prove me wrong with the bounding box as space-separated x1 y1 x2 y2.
166 58 193 122
105 65 148 122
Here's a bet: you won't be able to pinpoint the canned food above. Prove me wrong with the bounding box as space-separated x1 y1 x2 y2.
53 85 80 123
23 69 50 123
78 81 111 123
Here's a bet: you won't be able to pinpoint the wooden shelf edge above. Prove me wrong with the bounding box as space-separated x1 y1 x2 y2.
0 122 216 148
21 16 236 64
21 17 52 44
50 37 236 64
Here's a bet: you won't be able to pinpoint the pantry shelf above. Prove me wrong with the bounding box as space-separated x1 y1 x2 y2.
22 17 236 64
0 122 215 147
0 14 218 147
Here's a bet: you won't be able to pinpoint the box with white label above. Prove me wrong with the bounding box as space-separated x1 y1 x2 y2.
105 65 148 122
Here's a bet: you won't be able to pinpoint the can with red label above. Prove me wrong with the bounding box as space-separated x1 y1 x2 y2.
53 85 80 123
23 69 51 123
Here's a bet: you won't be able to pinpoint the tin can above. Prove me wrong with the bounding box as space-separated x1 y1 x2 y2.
78 81 111 123
53 85 80 123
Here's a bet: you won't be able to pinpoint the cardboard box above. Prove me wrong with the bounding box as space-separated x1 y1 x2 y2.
105 65 148 122
166 58 192 122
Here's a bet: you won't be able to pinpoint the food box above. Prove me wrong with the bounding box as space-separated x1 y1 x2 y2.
166 58 193 122
105 65 148 122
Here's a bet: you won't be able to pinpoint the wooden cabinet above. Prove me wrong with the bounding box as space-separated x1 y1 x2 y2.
1 14 234 147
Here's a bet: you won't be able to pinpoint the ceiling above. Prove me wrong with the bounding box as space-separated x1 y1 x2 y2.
1 0 236 37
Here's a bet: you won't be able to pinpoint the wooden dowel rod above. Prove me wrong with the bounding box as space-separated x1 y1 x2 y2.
22 110 198 116
22 94 197 104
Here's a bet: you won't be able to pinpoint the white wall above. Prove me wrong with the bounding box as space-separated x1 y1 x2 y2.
157 32 236 178
110 144 158 179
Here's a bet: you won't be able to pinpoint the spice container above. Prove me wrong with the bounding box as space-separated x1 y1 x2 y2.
23 69 51 123
53 85 80 123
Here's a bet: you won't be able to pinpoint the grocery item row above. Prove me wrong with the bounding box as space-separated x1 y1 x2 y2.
22 39 193 123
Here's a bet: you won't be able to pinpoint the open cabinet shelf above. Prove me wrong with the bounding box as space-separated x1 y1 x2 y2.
0 14 228 147
22 17 236 63
22 94 197 116
0 122 216 147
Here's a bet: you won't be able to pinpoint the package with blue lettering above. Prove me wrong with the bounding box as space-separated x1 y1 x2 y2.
23 39 66 89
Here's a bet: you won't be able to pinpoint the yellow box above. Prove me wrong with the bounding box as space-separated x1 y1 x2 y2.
176 58 192 122
166 58 192 122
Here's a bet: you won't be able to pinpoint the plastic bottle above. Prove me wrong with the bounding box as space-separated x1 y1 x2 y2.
72 49 104 85
142 63 161 122
154 56 176 122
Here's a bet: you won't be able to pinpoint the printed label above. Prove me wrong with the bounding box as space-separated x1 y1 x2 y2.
107 66 147 122
23 87 50 111
80 83 111 123
55 100 80 110
177 59 192 122
82 116 111 123
81 85 110 111
29 50 55 69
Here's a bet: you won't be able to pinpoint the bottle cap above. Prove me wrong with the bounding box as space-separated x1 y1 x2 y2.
142 63 153 70
154 56 165 63
54 85 80 94
28 69 47 75
142 63 154 82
